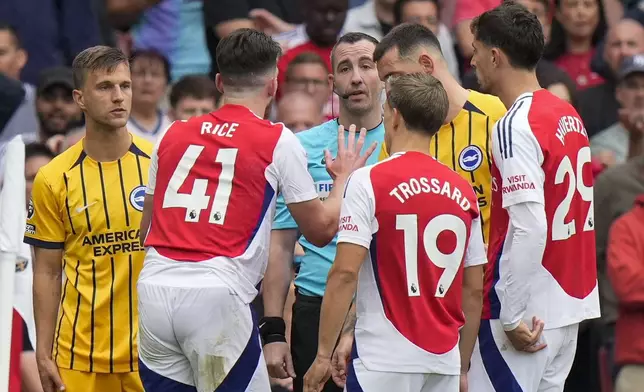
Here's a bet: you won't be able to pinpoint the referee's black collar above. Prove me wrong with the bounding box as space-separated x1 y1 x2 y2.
334 117 384 132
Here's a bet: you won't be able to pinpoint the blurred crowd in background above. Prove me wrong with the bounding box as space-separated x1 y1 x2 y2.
3 0 644 391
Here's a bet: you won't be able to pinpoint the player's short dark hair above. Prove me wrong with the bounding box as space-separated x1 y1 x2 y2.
470 1 544 70
130 49 171 83
25 143 55 161
216 28 282 89
393 0 440 25
331 32 379 68
386 72 448 136
0 22 21 48
373 23 442 63
169 74 218 108
72 46 129 89
285 52 329 82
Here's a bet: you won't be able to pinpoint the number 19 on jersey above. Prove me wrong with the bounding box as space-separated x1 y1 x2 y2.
396 214 467 298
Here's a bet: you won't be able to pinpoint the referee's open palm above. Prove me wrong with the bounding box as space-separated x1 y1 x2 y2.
325 124 377 180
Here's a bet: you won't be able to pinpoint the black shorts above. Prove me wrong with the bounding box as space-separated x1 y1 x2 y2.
290 290 342 392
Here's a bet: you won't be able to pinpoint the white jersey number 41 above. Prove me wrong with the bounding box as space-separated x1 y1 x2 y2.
163 144 238 225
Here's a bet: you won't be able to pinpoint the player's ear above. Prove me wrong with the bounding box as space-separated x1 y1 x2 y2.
72 89 86 112
328 73 334 91
491 48 501 69
268 76 278 98
392 107 402 132
418 53 434 75
215 74 224 94
16 48 27 71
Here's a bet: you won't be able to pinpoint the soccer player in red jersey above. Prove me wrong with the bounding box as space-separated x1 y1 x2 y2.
303 72 487 392
136 28 376 391
468 2 600 391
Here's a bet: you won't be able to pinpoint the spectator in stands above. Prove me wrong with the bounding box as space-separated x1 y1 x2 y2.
589 2 644 82
343 0 459 79
594 132 644 388
282 52 333 119
0 23 38 143
392 0 460 80
543 0 607 89
452 0 499 59
203 0 302 77
0 0 102 85
0 23 26 81
578 18 644 137
591 55 644 165
276 91 325 132
128 49 172 141
462 0 577 104
607 195 644 392
274 0 348 94
26 67 83 153
168 74 218 121
129 0 211 80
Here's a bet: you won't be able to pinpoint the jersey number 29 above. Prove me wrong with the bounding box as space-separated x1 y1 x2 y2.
396 214 466 298
163 144 238 225
552 146 594 241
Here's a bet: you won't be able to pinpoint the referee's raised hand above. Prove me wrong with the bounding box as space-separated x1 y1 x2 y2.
325 124 378 181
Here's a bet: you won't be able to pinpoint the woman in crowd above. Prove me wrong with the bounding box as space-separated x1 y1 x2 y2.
544 0 607 90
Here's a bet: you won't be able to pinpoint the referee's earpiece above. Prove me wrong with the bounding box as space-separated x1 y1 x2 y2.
333 82 351 100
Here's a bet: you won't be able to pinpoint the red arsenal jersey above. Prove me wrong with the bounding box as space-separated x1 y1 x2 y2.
338 151 487 374
484 90 600 328
143 104 318 303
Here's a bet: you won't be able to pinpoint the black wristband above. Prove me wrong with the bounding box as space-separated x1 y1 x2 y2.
264 333 287 344
259 317 286 345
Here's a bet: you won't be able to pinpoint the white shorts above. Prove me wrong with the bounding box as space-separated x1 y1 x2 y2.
346 355 459 392
137 276 270 392
468 319 579 392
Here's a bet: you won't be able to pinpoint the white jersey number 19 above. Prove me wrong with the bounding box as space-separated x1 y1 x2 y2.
162 144 238 225
396 214 467 298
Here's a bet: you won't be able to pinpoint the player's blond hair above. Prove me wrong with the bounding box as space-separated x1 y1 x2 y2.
72 45 129 89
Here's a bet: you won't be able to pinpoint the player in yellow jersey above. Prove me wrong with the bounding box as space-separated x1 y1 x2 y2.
373 23 506 243
25 46 152 392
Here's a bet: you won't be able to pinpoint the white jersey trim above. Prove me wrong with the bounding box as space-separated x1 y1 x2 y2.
492 94 546 208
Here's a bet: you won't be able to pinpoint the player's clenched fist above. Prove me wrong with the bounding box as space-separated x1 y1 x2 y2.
303 355 332 392
504 316 547 353
325 124 378 180
36 355 66 392
264 341 296 379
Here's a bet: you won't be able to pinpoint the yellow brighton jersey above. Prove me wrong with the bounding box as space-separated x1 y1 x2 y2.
25 135 153 373
380 91 506 243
